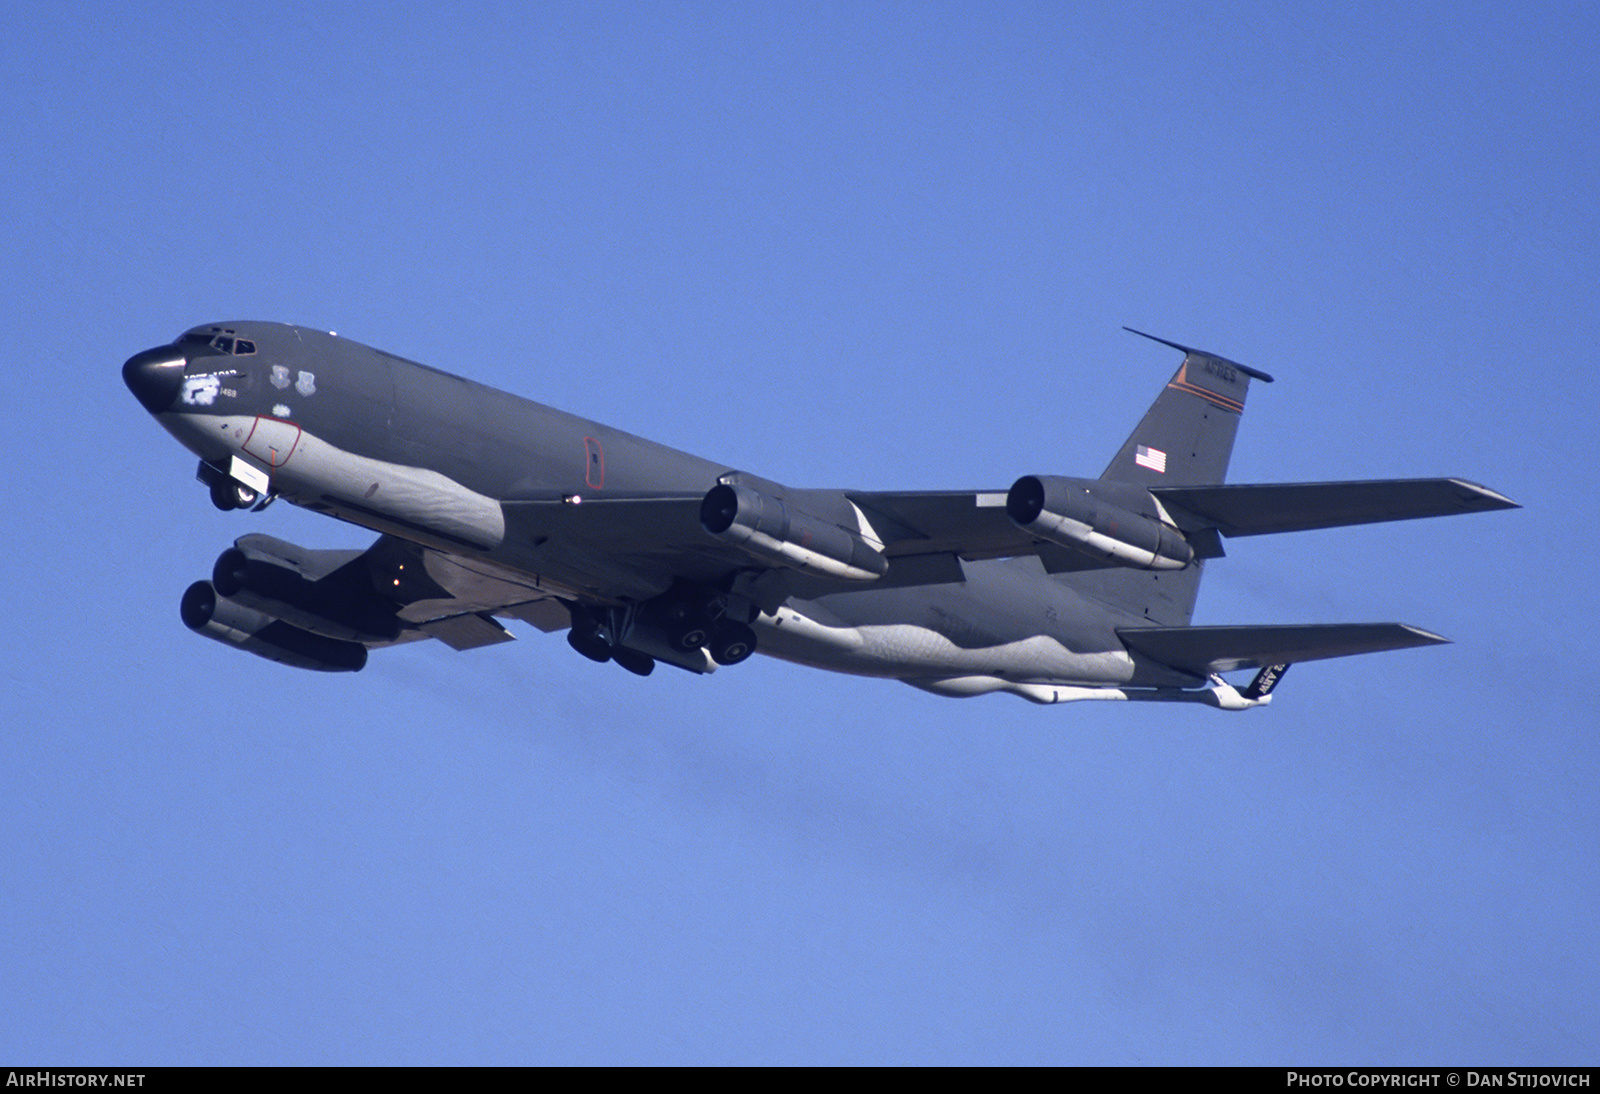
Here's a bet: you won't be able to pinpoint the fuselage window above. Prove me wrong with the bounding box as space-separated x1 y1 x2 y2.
233 339 256 355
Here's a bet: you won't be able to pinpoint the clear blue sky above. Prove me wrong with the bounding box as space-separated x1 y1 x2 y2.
3 1 1593 1064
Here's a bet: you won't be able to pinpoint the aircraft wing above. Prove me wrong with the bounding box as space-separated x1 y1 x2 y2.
851 478 1519 572
847 489 1130 574
1118 622 1448 677
1151 478 1518 537
503 494 735 587
499 475 1520 600
232 532 572 651
503 489 1115 594
508 490 1039 561
846 490 1038 559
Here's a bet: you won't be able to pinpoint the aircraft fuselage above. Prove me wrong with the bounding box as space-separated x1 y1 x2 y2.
127 319 1510 706
126 321 1145 699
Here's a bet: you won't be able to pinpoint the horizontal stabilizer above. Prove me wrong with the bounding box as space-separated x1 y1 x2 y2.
1153 478 1518 537
1118 622 1448 676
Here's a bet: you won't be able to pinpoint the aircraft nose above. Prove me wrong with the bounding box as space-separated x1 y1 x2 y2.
122 345 188 413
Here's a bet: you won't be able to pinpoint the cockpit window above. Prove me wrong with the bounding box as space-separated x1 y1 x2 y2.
178 330 256 355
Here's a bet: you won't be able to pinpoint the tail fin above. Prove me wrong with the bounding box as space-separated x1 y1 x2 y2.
1101 328 1272 487
1070 329 1272 626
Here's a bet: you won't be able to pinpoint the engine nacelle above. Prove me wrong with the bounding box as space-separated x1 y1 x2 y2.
212 548 402 644
180 581 368 672
700 481 889 582
1006 475 1194 570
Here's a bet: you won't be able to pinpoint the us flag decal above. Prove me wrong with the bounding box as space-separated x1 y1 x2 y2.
1135 445 1167 472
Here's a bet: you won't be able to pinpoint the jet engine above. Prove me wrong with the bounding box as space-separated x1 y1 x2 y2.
700 481 889 582
1006 475 1194 571
180 581 368 672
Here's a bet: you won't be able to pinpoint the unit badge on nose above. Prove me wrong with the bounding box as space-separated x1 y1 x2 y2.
181 375 220 405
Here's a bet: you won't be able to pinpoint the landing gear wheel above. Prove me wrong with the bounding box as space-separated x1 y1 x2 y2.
662 591 719 652
671 623 710 652
708 621 757 666
611 647 656 677
209 479 258 511
566 626 613 663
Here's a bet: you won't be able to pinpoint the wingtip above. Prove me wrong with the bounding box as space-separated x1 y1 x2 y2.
1446 479 1521 511
1396 623 1452 647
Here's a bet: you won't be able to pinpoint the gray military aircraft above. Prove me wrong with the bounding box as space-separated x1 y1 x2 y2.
123 322 1516 709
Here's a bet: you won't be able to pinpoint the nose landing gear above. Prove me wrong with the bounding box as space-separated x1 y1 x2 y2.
197 459 274 512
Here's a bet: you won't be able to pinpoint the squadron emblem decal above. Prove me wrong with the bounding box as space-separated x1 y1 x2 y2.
180 375 220 406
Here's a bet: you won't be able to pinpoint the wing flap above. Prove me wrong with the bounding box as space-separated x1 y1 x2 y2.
418 612 517 650
1118 622 1449 676
1153 478 1518 537
848 490 1031 558
502 599 573 633
309 534 562 650
850 489 1119 573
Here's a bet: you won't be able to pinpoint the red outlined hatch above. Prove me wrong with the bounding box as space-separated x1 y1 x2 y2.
243 416 302 470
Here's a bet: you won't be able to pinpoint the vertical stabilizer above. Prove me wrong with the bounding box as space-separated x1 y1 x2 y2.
1072 330 1273 626
1101 328 1271 487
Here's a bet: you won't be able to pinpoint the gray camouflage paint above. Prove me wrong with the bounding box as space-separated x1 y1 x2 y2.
123 321 1516 705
